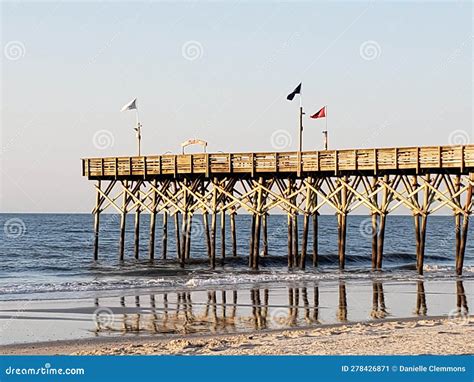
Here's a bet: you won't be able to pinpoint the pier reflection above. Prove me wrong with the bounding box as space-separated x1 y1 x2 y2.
370 282 387 319
92 280 469 337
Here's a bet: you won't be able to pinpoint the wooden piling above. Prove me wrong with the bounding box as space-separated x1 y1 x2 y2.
300 177 312 269
376 213 386 269
220 210 226 260
371 213 378 269
179 211 187 267
210 178 218 269
185 213 192 260
148 180 157 260
417 174 430 275
262 213 268 257
180 181 188 266
203 212 211 259
286 179 294 268
370 177 379 269
454 175 462 261
134 184 141 260
119 180 128 261
376 175 389 269
252 177 264 270
174 212 181 263
292 213 298 266
162 211 168 260
312 184 319 267
412 176 422 274
338 177 348 269
457 214 470 275
457 173 472 275
287 211 293 268
230 211 237 257
93 180 101 261
312 213 318 267
249 214 256 267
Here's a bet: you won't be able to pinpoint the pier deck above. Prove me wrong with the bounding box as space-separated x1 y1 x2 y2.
82 145 474 179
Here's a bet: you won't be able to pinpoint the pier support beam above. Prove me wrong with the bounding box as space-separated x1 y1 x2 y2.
262 213 268 257
148 180 157 260
456 173 473 275
185 213 192 260
221 210 226 261
203 212 211 259
312 212 318 267
162 211 168 259
230 210 237 257
252 177 265 270
210 178 218 269
119 181 128 261
134 184 141 260
300 177 312 269
174 212 181 263
93 180 101 261
287 180 294 268
312 186 319 268
376 175 390 269
338 177 349 270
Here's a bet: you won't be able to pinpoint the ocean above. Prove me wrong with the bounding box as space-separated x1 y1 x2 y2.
0 213 472 301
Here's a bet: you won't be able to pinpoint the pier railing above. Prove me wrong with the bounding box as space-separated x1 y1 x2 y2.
82 145 474 178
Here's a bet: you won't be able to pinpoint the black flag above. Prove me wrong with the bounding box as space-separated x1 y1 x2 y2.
286 83 302 101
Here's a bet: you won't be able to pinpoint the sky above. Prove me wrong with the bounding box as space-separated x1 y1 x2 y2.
1 0 472 213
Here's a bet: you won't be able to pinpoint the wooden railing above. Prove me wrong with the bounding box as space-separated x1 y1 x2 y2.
82 145 474 178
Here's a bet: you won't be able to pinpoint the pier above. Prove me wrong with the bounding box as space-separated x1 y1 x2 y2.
82 144 474 275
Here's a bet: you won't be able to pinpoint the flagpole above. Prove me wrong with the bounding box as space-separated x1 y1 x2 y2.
299 94 304 152
323 105 328 151
135 108 141 157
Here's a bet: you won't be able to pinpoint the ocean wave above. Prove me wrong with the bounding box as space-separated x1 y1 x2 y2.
1 264 472 301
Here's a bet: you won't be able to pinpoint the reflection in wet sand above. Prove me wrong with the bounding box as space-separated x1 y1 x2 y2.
415 281 427 316
337 282 347 322
455 280 468 318
91 280 469 338
371 282 387 319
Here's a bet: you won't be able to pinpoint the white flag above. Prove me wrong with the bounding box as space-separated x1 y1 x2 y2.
121 98 137 112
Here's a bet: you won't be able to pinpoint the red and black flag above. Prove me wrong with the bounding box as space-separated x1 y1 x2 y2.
310 106 326 119
286 83 302 101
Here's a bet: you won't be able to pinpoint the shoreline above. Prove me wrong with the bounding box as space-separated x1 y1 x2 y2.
2 315 472 355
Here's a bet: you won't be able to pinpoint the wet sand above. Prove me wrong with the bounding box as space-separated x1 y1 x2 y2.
2 316 472 355
0 278 471 355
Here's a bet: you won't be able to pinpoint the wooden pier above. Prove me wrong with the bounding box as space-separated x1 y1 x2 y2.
82 144 474 275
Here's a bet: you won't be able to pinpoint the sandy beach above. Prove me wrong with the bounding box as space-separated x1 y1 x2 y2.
1 316 471 356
